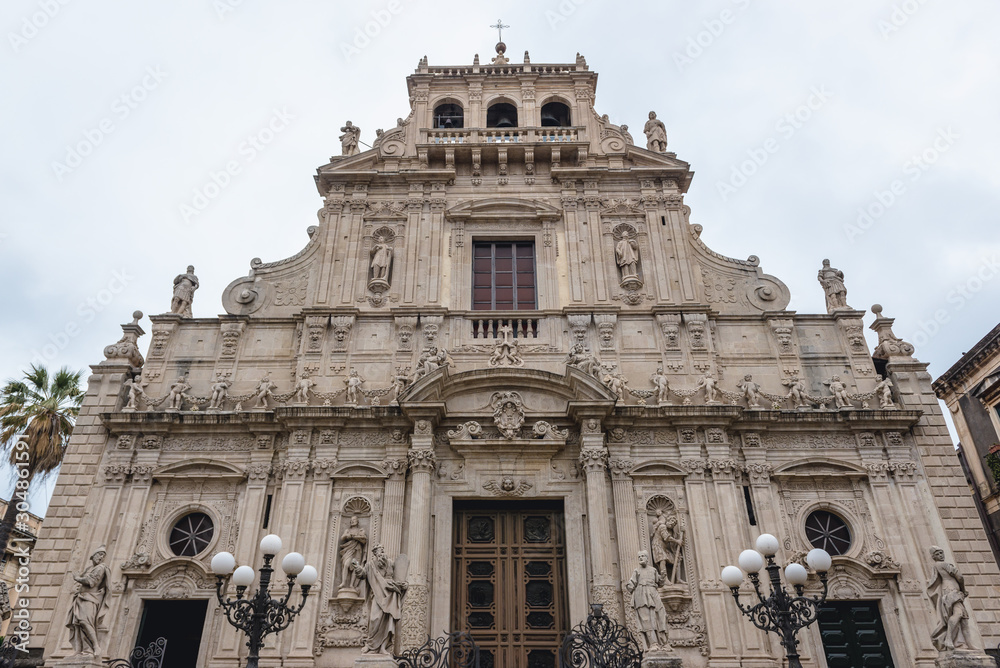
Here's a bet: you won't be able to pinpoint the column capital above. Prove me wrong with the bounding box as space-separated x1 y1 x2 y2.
609 458 635 480
407 448 437 474
579 447 608 474
743 462 773 486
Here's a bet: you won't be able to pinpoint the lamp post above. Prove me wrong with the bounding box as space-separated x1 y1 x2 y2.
720 534 832 668
211 534 319 668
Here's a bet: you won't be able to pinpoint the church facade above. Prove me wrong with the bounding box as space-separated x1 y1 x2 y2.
27 47 1000 668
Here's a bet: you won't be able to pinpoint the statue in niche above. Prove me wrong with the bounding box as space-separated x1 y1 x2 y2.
825 375 852 409
650 367 670 404
643 111 668 153
874 374 895 409
170 265 199 318
251 374 276 409
340 121 361 156
66 546 111 655
207 377 231 410
615 229 640 282
369 235 394 286
166 374 191 411
338 516 368 593
625 551 671 651
782 376 808 408
352 545 408 655
696 373 721 404
344 370 365 404
293 372 315 404
737 374 763 408
927 545 975 651
817 259 851 313
649 510 684 583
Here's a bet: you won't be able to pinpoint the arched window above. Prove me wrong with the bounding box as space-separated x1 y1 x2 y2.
540 101 571 127
805 510 852 556
433 103 464 129
487 103 518 128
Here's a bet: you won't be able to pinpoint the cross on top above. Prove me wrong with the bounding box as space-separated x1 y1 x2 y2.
491 19 509 42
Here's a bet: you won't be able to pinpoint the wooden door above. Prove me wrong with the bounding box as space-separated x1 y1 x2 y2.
818 600 895 667
453 501 568 668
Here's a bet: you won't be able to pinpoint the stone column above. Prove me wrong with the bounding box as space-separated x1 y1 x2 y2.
379 457 408 559
579 425 620 620
398 420 437 650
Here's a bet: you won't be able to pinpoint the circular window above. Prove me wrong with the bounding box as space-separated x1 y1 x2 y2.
169 512 215 557
805 510 852 555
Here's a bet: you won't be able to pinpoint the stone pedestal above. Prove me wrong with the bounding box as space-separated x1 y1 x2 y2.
642 649 684 667
935 650 996 668
51 655 105 668
353 654 398 668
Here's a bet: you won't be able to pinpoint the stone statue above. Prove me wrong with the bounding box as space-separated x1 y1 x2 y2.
0 581 11 621
338 516 367 592
251 374 276 409
166 374 191 411
340 121 361 156
352 545 408 655
737 374 763 408
625 551 671 651
874 374 895 409
390 368 410 403
123 373 148 411
67 546 111 655
649 510 684 583
650 367 670 404
170 265 199 318
825 375 852 409
370 236 393 283
643 111 668 153
927 545 975 651
565 344 601 378
615 230 640 281
344 370 364 404
817 259 850 313
293 373 315 404
207 378 231 410
783 376 808 408
602 371 627 403
697 373 721 403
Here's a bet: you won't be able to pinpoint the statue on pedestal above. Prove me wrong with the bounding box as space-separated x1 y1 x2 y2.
643 112 668 153
66 546 111 655
650 367 670 405
340 121 361 156
352 545 408 655
170 266 199 318
928 545 974 652
817 259 850 313
625 551 671 651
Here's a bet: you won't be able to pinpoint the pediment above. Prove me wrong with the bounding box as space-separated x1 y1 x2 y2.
153 459 246 480
631 461 687 477
773 458 866 476
446 197 563 222
400 367 616 418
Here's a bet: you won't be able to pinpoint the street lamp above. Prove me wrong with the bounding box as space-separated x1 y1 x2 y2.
720 533 831 668
211 534 318 668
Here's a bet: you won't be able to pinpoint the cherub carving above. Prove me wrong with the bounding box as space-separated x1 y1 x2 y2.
251 374 276 409
207 378 231 410
737 374 763 408
824 375 852 409
696 373 721 403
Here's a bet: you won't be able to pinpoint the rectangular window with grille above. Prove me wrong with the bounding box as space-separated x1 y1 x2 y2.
472 241 537 310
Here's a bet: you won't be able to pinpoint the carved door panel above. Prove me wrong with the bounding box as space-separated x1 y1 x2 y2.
453 501 567 668
817 600 895 667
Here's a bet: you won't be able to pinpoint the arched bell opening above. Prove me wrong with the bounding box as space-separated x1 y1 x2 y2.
540 101 571 127
487 102 518 128
433 103 464 129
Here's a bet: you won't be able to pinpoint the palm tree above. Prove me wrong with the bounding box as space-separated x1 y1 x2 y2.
0 364 84 555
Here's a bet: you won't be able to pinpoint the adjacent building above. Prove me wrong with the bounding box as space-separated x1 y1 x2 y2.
0 497 43 636
26 46 1000 667
934 322 1000 566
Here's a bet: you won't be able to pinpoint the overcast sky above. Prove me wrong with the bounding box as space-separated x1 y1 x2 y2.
2 2 999 514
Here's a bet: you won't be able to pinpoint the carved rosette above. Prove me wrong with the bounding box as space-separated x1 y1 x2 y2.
407 449 437 475
579 447 609 474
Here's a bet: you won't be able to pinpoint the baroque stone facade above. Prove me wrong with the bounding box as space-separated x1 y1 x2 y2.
26 48 1000 668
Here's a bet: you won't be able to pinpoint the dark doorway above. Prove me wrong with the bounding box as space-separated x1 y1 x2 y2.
818 600 895 667
453 500 567 668
136 599 208 668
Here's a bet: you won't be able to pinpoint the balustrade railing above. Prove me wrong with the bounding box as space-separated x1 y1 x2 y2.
470 316 539 339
